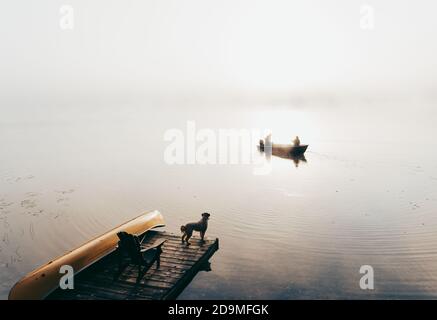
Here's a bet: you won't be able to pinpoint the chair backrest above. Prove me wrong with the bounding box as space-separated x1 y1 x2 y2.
117 231 142 263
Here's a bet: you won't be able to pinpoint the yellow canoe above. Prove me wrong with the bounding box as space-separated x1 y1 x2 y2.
8 210 165 300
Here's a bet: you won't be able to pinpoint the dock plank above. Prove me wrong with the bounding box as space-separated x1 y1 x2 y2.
46 231 218 300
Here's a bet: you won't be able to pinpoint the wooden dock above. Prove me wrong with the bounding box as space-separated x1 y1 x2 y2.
46 231 219 300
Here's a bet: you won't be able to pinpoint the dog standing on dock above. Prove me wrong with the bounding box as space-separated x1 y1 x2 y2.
181 212 210 245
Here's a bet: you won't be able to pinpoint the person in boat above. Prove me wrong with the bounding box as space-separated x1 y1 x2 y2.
259 139 265 150
293 136 300 146
259 134 272 151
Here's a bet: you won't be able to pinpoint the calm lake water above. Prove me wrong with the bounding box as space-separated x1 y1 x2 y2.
1 100 437 299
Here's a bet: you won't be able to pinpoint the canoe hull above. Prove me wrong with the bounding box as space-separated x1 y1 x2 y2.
8 210 165 300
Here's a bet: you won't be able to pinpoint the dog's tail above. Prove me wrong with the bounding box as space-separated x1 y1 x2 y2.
180 225 186 233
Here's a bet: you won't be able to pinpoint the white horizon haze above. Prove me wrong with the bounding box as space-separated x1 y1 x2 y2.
1 0 437 104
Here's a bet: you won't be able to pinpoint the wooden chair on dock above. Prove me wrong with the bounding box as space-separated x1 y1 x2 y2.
114 231 166 283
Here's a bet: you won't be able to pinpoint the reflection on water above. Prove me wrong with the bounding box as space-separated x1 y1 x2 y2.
1 102 437 299
290 155 307 168
259 146 308 168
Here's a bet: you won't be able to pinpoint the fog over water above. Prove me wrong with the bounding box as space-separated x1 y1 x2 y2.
1 101 437 299
1 1 437 299
2 0 437 100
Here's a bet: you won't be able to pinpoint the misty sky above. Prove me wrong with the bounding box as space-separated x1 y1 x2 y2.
1 0 437 102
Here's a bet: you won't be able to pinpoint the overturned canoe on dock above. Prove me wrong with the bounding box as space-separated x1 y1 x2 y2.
47 231 219 300
8 211 165 300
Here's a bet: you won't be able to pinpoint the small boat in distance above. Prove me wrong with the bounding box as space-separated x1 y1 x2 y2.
259 139 309 156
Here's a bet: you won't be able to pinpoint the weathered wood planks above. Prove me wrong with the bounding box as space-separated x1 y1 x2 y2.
47 231 219 300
